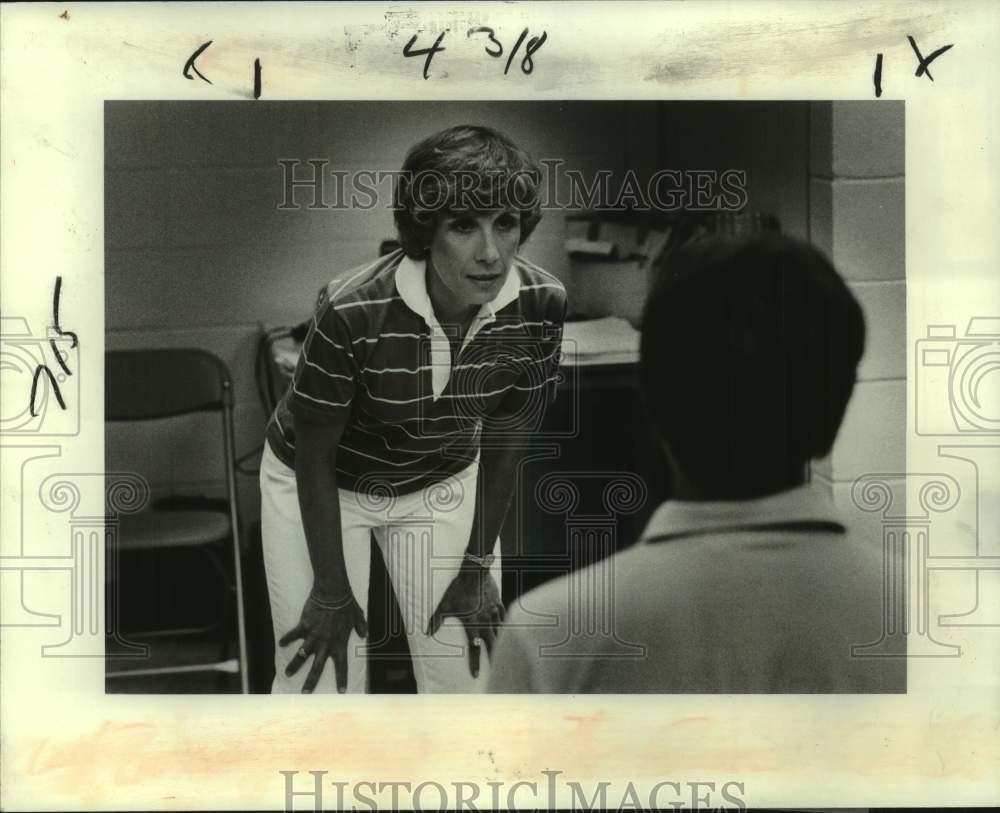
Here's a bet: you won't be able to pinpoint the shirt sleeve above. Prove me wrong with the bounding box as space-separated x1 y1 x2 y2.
485 292 567 433
487 609 539 693
288 302 358 422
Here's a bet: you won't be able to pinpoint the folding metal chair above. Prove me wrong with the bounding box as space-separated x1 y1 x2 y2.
104 348 249 692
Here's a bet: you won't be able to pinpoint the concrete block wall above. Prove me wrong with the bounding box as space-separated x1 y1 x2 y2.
104 101 639 528
105 101 814 529
808 101 906 510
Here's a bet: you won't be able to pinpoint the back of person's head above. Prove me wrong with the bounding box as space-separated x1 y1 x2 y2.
393 124 543 260
639 234 865 496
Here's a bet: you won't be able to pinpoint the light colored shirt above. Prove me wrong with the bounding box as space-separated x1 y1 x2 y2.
489 482 906 693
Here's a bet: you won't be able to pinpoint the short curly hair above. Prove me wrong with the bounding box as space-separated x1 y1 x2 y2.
393 125 543 260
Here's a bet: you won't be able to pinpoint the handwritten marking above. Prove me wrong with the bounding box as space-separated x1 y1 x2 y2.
30 366 66 417
51 275 78 349
504 28 529 75
28 276 76 419
871 36 955 96
183 40 213 84
403 31 447 80
407 27 547 78
467 27 502 58
907 35 954 82
48 338 71 376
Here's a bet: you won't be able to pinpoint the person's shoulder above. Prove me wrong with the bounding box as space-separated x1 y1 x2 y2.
500 571 574 653
513 256 566 299
505 572 571 622
505 544 667 628
512 255 567 319
320 251 404 312
834 510 894 587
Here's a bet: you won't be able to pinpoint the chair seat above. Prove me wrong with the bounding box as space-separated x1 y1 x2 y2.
118 509 231 551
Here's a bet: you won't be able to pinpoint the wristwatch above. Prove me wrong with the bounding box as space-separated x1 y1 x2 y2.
463 551 496 569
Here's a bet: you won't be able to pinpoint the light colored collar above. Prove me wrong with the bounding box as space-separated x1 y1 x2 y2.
639 482 843 544
395 254 521 326
395 253 522 399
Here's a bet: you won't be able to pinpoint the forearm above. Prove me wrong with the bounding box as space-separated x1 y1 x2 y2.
466 442 522 560
295 451 351 602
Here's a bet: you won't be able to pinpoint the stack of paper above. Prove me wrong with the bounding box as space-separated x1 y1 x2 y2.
564 237 621 258
560 316 641 366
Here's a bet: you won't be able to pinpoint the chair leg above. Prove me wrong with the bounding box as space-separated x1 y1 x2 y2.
231 539 250 694
200 542 251 692
204 545 233 691
109 544 240 691
222 404 250 694
206 535 250 693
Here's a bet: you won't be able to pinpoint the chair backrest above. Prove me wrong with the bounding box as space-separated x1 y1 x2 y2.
106 349 233 421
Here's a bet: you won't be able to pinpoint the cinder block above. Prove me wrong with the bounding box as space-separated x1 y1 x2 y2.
809 101 904 179
852 281 906 381
105 166 374 251
811 379 906 482
831 101 904 178
830 178 905 281
105 102 324 170
105 240 377 330
810 178 905 281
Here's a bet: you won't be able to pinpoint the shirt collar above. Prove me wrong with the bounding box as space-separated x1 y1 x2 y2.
395 254 521 326
639 482 843 544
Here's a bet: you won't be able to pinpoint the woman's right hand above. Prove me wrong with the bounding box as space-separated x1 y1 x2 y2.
278 590 368 693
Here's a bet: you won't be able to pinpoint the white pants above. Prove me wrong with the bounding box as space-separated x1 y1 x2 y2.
259 444 501 693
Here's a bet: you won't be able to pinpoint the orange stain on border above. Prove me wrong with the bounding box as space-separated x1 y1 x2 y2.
565 712 604 724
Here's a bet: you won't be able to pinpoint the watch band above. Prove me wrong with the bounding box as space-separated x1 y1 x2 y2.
463 551 496 568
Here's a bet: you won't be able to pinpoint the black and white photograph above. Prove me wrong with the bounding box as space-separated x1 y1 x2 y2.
103 100 906 696
3 2 998 810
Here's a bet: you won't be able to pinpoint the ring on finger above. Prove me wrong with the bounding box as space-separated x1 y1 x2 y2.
471 636 484 648
297 646 309 658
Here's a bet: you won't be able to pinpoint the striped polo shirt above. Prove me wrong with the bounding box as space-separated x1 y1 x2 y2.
265 250 567 495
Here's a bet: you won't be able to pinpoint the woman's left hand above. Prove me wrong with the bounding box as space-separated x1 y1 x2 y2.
426 565 505 678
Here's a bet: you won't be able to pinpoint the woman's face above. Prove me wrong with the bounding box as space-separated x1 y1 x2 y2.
427 209 521 311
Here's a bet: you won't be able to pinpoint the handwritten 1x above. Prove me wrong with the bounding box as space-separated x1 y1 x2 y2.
873 35 954 97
